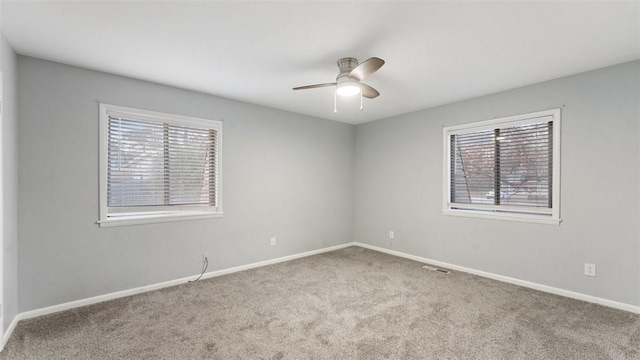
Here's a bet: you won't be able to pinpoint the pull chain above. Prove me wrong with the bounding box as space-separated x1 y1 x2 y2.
334 90 337 113
360 85 363 111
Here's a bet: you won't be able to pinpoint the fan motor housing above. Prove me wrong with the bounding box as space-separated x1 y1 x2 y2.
337 57 359 78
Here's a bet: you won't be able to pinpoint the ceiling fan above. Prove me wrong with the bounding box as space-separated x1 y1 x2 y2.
293 57 385 111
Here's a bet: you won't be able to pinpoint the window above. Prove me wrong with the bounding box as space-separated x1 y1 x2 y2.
443 109 560 224
98 104 222 227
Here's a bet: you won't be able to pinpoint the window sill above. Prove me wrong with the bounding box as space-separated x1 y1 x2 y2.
442 209 561 225
97 211 223 227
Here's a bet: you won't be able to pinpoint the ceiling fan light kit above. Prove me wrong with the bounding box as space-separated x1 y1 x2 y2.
293 56 385 112
336 78 361 97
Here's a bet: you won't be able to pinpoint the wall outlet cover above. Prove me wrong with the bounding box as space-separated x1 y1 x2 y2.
584 263 596 277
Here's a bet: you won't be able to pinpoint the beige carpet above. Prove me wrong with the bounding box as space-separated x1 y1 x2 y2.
1 247 638 359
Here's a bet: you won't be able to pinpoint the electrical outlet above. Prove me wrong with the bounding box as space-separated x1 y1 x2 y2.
270 237 277 246
202 253 209 264
584 263 596 277
389 231 395 239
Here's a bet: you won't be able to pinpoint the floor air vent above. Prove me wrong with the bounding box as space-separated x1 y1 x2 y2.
422 264 450 274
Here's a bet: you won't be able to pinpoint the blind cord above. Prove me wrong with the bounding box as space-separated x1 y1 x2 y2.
188 257 208 283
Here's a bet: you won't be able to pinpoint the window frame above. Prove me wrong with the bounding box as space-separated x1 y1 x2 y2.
98 103 223 227
442 108 561 225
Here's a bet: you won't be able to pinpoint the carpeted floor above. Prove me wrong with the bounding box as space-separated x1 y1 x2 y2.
1 247 638 359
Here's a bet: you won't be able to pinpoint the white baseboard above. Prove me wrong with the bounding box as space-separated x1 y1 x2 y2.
3 240 638 351
354 242 640 314
1 315 19 352
2 242 356 350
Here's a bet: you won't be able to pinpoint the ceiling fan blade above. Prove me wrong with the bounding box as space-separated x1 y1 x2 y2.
349 57 385 81
361 83 380 99
293 82 336 90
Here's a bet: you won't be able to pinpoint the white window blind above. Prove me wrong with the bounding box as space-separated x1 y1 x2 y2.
443 109 560 224
99 104 222 227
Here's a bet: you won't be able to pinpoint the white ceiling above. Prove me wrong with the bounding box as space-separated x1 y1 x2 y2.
3 1 639 124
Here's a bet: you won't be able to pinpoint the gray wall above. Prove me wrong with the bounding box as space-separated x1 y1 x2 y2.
355 61 640 307
14 55 640 314
17 56 355 312
1 35 18 331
